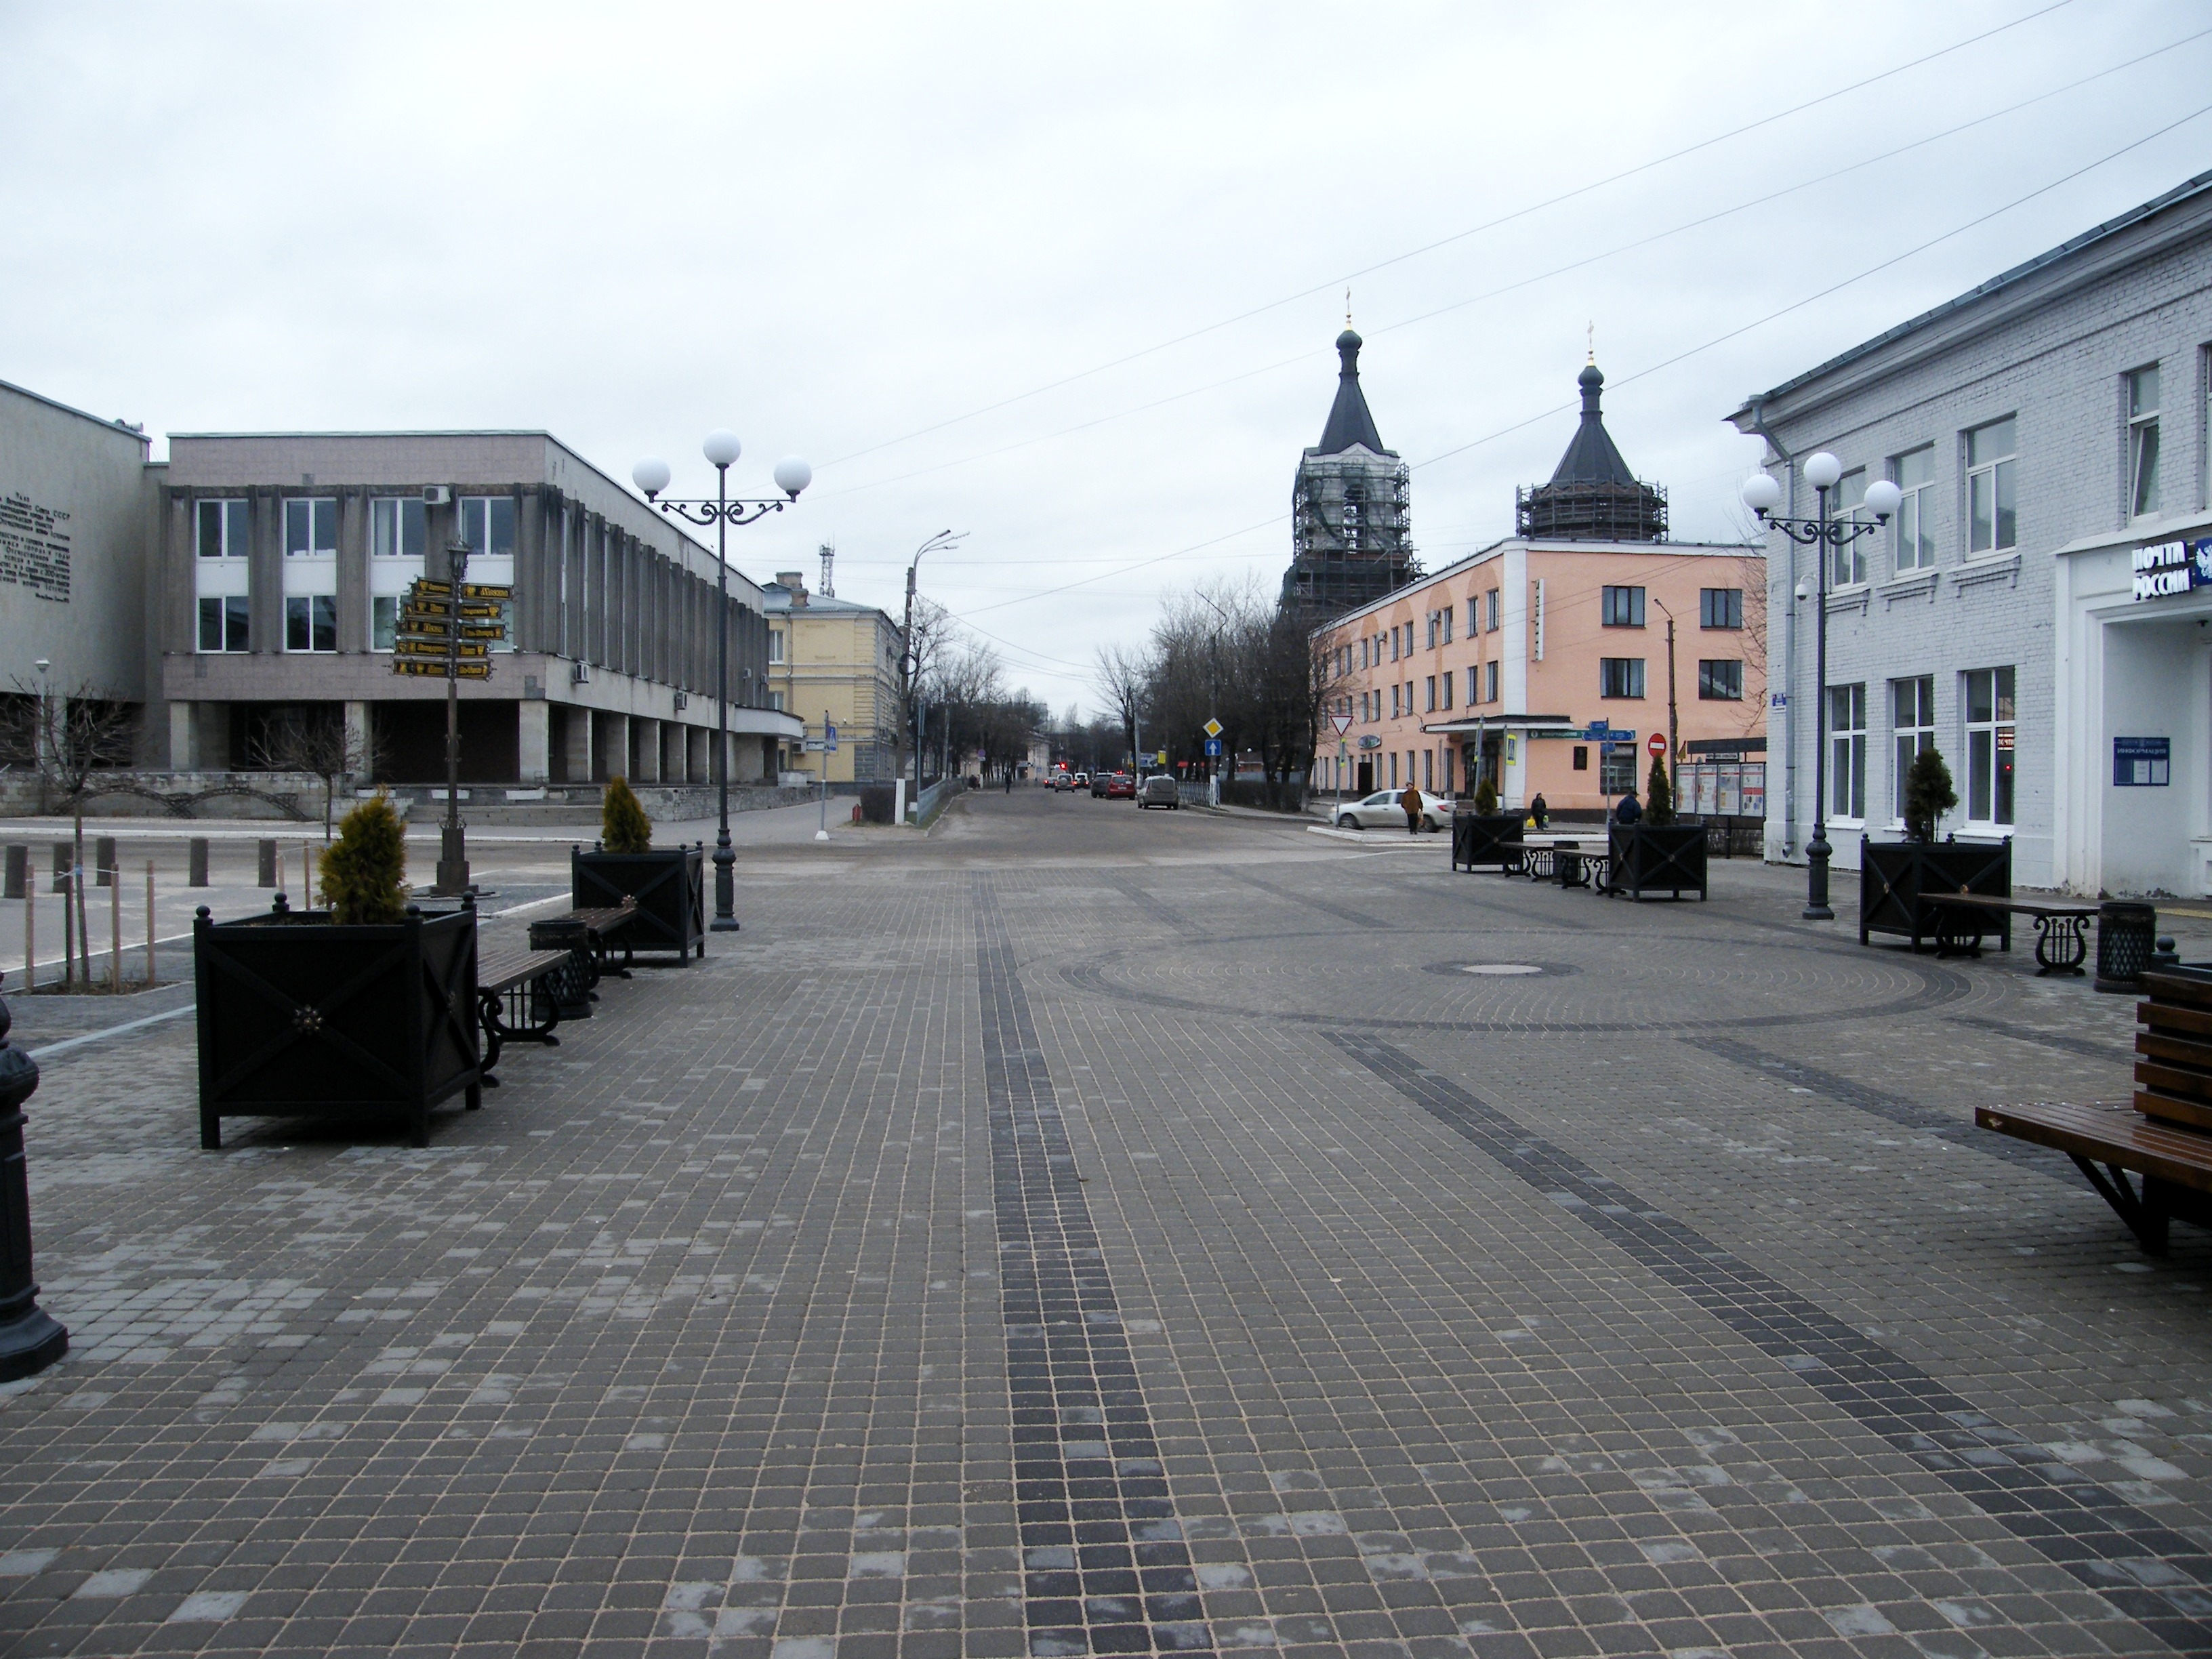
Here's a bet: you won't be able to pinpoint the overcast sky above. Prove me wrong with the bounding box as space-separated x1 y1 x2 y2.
4 1 2209 714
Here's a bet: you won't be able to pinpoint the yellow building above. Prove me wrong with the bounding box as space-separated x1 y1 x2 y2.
762 571 905 783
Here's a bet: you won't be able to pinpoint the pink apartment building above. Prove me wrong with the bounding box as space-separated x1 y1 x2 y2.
1309 363 1767 815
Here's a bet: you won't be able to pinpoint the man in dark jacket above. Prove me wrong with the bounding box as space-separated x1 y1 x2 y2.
1399 783 1424 835
1528 792 1550 830
1614 792 1641 825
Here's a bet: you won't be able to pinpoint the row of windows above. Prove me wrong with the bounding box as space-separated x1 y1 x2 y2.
1599 659 1744 700
1826 665 2014 827
197 495 518 558
1334 586 1744 679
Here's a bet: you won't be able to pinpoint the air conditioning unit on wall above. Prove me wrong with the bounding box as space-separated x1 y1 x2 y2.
571 662 590 685
422 485 452 506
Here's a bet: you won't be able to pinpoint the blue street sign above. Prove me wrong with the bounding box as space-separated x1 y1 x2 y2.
1203 738 1223 757
1582 722 1635 743
824 721 838 754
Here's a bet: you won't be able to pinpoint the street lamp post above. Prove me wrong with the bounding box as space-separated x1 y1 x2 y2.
633 434 811 933
901 530 964 786
1742 454 1898 920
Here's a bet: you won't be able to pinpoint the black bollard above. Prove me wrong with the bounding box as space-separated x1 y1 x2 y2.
0 991 67 1380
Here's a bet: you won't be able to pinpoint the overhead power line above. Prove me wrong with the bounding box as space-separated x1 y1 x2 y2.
815 0 2079 474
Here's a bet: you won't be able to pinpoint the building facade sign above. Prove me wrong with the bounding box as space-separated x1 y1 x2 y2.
2114 736 2171 787
2129 537 2212 601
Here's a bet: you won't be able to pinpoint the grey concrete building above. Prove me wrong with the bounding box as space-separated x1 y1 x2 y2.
0 378 159 752
158 432 801 787
1729 169 2212 894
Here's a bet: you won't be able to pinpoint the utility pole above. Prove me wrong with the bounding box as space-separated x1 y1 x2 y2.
435 537 470 895
1665 613 1679 768
901 529 963 783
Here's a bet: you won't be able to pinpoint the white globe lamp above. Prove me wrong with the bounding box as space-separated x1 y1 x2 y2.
1739 472 1782 515
702 430 742 469
1803 451 1843 490
773 457 813 499
632 457 671 500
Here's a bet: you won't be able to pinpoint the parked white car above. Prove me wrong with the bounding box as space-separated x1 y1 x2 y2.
1332 788 1450 832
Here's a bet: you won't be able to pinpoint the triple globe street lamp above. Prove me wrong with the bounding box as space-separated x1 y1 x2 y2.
632 432 811 933
1740 452 1899 922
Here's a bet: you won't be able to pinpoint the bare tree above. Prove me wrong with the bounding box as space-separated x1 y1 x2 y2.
0 679 138 983
248 707 382 838
1090 644 1151 773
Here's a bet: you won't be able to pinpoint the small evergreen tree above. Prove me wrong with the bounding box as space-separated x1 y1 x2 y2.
1902 746 1957 842
317 793 409 924
1645 756 1674 825
1473 775 1498 816
602 775 653 854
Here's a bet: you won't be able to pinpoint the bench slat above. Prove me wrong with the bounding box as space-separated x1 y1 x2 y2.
2134 1059 2212 1106
1979 1099 2212 1193
2142 1000 2212 1039
478 947 574 996
2146 971 2212 1012
2137 1031 2212 1070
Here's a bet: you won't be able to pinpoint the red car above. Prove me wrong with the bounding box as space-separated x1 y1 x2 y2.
1104 773 1136 799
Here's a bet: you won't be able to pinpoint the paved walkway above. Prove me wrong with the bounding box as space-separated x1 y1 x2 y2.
4 792 2212 1658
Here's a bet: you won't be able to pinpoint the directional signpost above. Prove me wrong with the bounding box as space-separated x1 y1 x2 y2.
815 716 839 840
392 560 511 892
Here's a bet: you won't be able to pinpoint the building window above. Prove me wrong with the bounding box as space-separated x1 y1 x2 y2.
197 499 248 558
1599 744 1637 795
459 496 517 651
371 497 425 559
1424 676 1436 713
1391 684 1401 718
1830 470 1869 586
285 595 337 653
1599 657 1645 699
1441 607 1452 644
1572 745 1588 771
1484 589 1500 632
1465 598 1478 637
1484 661 1499 704
197 596 249 653
1891 675 1934 821
2128 364 2161 520
1698 659 1742 700
769 690 786 712
195 498 249 652
769 628 786 665
283 498 337 557
1440 670 1453 710
1828 684 1866 821
1966 416 2017 555
1699 588 1742 630
1891 447 1936 571
1964 666 2015 826
1601 586 1644 627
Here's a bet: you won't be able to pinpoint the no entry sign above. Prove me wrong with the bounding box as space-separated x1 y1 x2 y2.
1647 733 1667 757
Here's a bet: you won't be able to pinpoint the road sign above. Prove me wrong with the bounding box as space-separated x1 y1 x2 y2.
1330 712 1353 736
1647 733 1668 757
1203 739 1223 758
394 637 489 659
1155 750 1166 764
1583 722 1634 743
802 737 827 752
1202 717 1223 739
1357 734 1382 750
824 722 838 754
393 658 491 679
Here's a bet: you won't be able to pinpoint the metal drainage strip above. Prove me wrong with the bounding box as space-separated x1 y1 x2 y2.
973 879 1214 1657
1330 1031 2212 1655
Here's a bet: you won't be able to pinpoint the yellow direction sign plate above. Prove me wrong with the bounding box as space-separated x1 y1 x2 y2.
392 657 492 679
462 582 512 600
394 636 490 659
411 578 453 598
1203 718 1223 739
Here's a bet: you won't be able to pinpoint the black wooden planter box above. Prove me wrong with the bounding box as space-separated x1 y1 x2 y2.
1859 836 2011 951
573 844 705 963
1451 813 1523 872
1606 823 1708 900
193 903 480 1150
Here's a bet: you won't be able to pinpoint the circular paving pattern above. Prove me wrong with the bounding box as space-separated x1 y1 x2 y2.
1056 922 1972 1034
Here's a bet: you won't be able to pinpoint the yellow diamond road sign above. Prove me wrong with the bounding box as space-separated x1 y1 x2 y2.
1202 718 1223 739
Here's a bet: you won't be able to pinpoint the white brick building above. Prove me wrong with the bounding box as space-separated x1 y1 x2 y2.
1729 169 2212 894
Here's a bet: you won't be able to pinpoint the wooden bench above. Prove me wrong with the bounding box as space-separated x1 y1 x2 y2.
529 900 639 989
1497 840 1608 891
1922 891 2098 975
1979 967 2212 1253
475 943 581 1085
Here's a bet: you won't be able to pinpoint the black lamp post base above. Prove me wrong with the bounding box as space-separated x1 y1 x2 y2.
1803 833 1835 922
711 918 742 933
0 1307 66 1383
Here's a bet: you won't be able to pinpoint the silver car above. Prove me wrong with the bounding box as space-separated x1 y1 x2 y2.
1332 788 1450 832
1138 773 1181 810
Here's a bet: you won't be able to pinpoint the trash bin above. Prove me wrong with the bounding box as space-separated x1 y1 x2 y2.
528 917 596 1019
2096 901 2158 994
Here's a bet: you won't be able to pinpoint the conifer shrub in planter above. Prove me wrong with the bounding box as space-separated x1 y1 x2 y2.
573 777 705 963
1607 756 1707 899
1450 776 1523 873
193 793 480 1149
1859 747 2009 949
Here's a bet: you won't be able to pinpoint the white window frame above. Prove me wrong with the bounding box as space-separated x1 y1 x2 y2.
1830 471 1869 588
194 497 250 653
281 497 338 655
1891 674 1934 826
2128 364 2162 520
459 496 517 653
1889 447 1936 573
1828 683 1866 823
1966 416 2018 556
369 497 426 651
1963 666 2015 828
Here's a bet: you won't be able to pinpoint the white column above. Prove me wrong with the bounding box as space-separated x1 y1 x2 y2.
169 702 197 771
632 716 661 782
517 700 551 783
563 705 594 783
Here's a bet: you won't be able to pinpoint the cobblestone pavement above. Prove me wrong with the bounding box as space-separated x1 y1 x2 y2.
6 790 2212 1658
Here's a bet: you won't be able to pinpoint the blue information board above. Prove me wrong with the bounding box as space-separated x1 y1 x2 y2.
2114 736 2169 787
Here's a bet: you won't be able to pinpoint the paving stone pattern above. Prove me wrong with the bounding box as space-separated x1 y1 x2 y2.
5 793 2212 1659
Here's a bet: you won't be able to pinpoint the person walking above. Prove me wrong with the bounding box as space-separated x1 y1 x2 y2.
1399 782 1424 835
1528 792 1550 830
1004 767 1013 794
